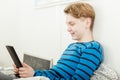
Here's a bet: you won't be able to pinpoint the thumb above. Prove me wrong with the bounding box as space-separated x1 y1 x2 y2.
22 63 29 68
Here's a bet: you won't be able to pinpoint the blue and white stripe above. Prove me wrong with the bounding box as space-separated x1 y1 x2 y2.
34 41 103 80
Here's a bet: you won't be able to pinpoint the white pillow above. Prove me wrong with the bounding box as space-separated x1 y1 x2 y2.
13 76 50 80
91 63 119 80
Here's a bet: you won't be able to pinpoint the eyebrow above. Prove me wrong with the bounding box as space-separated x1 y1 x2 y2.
67 21 75 24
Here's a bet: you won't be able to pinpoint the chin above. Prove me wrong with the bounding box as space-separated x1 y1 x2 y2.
72 37 80 41
72 38 77 40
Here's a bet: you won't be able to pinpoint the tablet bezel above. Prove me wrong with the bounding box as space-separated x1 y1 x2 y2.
6 45 23 68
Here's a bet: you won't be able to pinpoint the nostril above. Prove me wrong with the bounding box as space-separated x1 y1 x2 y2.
67 28 71 32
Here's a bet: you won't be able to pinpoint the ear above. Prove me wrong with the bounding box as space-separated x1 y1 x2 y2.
85 18 91 29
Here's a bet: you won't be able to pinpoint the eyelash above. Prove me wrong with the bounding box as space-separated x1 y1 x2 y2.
69 24 74 26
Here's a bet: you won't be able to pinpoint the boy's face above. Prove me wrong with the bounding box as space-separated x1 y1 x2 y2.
66 14 89 41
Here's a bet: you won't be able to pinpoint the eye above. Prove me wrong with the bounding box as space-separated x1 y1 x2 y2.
67 22 75 26
70 23 75 26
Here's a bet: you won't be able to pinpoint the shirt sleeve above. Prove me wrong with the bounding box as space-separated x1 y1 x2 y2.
34 48 103 80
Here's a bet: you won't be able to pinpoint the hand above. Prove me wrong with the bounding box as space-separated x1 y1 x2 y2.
18 63 34 78
13 64 19 75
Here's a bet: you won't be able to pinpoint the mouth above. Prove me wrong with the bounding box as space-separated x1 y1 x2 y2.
70 32 75 36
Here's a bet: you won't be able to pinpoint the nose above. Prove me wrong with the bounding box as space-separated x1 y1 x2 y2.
67 27 72 32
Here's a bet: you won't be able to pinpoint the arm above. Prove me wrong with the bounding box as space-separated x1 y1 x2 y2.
34 47 103 80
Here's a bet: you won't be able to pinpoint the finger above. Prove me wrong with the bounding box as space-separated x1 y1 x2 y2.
14 70 19 74
19 67 26 72
19 70 28 78
19 70 26 75
13 64 16 67
13 64 17 69
19 74 27 78
13 64 19 74
22 63 29 68
14 69 18 72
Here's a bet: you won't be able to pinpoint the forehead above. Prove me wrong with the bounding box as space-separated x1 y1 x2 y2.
66 14 80 23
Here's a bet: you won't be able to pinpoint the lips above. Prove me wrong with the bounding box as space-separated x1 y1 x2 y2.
70 32 75 37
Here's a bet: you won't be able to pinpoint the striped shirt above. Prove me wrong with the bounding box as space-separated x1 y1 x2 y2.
34 41 103 80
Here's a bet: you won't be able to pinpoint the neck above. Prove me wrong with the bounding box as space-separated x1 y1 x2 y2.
78 31 93 42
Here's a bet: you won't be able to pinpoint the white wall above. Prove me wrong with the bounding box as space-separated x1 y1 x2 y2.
93 1 120 76
0 0 120 76
0 0 18 66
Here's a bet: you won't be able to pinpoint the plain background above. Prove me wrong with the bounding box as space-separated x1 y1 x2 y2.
0 0 120 77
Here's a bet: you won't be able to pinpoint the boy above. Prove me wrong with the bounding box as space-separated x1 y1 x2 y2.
0 2 103 80
14 2 103 80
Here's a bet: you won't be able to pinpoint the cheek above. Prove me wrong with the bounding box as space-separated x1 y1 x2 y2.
77 25 86 32
75 27 84 35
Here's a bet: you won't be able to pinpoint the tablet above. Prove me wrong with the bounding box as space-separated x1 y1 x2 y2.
6 45 23 68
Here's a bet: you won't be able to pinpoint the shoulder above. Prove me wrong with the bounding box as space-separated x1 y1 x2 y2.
66 41 103 55
81 41 103 63
89 41 103 54
81 41 103 54
69 41 103 49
